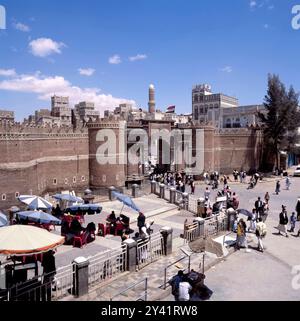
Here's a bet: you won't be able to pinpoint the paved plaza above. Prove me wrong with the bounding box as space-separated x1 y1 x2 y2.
58 169 300 300
3 170 300 301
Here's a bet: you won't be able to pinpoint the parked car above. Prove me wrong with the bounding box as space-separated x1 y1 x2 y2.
293 166 300 177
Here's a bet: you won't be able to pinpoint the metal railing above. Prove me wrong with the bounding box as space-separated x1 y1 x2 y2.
88 245 127 286
183 213 228 244
52 263 75 300
7 278 52 302
184 222 200 243
154 182 161 196
164 188 170 202
163 256 191 290
110 278 148 301
203 214 228 238
175 190 184 205
137 233 164 270
6 262 75 302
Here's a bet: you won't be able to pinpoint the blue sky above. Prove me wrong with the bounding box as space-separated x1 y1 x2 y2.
0 0 299 121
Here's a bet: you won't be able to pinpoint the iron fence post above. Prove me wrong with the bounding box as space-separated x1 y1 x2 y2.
145 278 148 301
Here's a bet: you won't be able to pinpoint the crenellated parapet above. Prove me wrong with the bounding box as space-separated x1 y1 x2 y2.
0 121 88 140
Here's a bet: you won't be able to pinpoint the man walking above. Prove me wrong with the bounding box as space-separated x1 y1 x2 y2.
255 197 263 218
191 180 195 195
296 198 300 221
204 187 210 200
275 180 281 195
286 176 291 190
256 217 267 253
137 212 146 234
277 206 289 237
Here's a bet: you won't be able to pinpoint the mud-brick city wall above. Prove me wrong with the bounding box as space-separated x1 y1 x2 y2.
215 128 263 174
0 126 89 209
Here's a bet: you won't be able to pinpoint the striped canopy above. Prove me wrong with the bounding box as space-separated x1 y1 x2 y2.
18 195 53 210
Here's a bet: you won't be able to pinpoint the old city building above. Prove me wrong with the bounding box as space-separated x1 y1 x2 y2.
0 85 264 208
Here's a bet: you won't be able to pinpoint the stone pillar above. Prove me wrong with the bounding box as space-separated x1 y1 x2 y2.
197 197 205 217
227 208 236 231
159 184 165 199
72 257 89 298
160 226 173 256
194 217 205 238
132 184 139 198
170 187 176 204
151 180 156 194
123 239 137 272
108 186 116 201
182 192 189 210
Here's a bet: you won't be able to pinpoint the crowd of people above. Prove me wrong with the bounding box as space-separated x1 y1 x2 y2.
150 171 196 194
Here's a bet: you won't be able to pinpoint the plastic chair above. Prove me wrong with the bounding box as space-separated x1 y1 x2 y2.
73 232 89 248
115 223 125 236
98 223 109 237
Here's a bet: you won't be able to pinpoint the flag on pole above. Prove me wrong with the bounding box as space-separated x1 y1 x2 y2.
166 105 176 113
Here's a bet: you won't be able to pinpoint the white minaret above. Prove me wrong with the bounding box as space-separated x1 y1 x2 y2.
148 84 156 113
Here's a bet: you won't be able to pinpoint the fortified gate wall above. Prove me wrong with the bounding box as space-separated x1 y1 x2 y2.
0 120 263 209
0 123 89 209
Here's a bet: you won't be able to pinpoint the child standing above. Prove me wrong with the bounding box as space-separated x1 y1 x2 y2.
289 212 297 233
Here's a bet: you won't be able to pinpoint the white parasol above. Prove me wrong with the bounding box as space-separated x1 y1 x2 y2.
0 225 64 256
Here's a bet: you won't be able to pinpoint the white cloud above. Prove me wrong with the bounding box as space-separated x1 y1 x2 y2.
0 69 17 77
78 68 95 76
0 70 135 115
13 22 31 32
250 1 274 10
109 55 121 65
29 38 66 57
129 54 147 62
221 66 233 73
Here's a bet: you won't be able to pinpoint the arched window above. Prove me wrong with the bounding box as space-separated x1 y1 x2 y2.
226 118 232 128
194 107 198 120
234 118 241 128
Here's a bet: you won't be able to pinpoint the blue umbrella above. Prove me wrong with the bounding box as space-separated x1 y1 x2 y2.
112 191 140 213
67 204 102 211
17 211 61 225
238 209 253 218
52 193 83 203
18 195 53 210
0 212 8 227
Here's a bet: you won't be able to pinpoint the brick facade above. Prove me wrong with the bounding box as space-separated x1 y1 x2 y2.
0 121 263 209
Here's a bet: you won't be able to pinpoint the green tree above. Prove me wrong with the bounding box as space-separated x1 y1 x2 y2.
259 74 300 170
